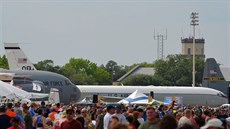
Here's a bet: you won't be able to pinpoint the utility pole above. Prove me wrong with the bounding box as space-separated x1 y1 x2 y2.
154 29 167 60
190 12 199 87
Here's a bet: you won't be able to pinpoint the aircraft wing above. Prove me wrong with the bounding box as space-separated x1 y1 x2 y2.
100 96 123 102
82 95 122 103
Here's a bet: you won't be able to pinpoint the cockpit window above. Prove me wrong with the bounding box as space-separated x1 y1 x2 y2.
13 77 33 85
217 92 227 98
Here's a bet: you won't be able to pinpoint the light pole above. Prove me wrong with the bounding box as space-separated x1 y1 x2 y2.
109 63 115 84
190 12 199 87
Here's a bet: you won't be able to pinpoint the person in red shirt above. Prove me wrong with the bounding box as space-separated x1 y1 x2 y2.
6 103 16 117
55 103 61 112
7 116 22 129
48 106 57 122
126 115 136 129
60 108 83 129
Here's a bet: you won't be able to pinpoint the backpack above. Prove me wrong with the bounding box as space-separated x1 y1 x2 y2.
34 115 42 127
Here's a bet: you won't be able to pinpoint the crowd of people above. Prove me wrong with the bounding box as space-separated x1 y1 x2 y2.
0 101 229 129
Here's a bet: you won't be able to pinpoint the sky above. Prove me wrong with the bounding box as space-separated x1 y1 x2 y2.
0 0 229 67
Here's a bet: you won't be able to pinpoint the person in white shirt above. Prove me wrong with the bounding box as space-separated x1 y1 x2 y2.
103 105 115 129
178 109 193 128
112 105 127 124
137 108 145 124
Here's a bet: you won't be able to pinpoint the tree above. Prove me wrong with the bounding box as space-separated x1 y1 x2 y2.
122 74 160 86
104 60 129 83
34 59 62 74
153 54 204 86
63 58 110 85
0 55 9 69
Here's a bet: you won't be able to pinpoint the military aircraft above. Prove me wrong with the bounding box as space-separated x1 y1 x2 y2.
2 43 81 104
4 43 228 106
77 58 229 107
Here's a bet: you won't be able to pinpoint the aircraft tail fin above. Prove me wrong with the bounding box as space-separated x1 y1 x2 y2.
202 58 228 95
4 43 36 70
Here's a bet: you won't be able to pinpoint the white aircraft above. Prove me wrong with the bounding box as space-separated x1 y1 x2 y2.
77 58 229 107
77 85 227 107
4 43 228 107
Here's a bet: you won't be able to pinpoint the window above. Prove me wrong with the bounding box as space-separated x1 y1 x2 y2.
188 48 191 55
201 48 204 55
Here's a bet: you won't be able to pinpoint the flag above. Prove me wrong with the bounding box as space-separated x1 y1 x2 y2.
96 96 101 107
210 69 217 75
32 82 42 91
18 58 27 64
148 96 152 103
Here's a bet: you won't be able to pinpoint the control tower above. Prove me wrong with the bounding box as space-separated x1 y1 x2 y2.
181 37 205 58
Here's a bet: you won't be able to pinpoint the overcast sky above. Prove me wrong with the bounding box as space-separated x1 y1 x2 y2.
0 0 229 67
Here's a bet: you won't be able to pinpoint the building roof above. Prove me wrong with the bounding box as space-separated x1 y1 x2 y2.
117 65 155 82
181 37 205 43
117 66 230 82
220 67 230 81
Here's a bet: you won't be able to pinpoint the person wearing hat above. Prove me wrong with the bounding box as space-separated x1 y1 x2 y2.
0 105 11 129
193 109 205 128
200 118 224 129
104 105 115 129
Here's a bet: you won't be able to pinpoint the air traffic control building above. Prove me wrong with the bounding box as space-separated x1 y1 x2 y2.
181 37 205 58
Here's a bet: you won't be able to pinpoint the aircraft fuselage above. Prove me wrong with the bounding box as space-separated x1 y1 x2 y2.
0 69 81 104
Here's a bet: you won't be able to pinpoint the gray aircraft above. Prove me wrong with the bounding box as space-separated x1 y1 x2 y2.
3 43 229 106
2 43 81 104
0 69 81 104
202 58 229 102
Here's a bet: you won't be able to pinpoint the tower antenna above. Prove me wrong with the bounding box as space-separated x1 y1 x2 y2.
154 29 167 60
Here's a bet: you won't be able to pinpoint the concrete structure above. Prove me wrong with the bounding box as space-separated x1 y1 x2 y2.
181 37 205 58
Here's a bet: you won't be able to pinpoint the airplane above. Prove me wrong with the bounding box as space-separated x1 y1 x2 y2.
4 43 37 70
202 58 229 96
77 57 229 107
4 43 228 107
77 85 227 107
2 43 81 104
0 79 48 100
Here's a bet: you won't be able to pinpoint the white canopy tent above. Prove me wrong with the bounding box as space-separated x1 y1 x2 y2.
77 97 94 105
118 90 166 105
0 80 49 99
77 97 105 105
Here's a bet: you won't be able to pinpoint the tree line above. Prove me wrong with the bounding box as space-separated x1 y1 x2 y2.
0 54 204 86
